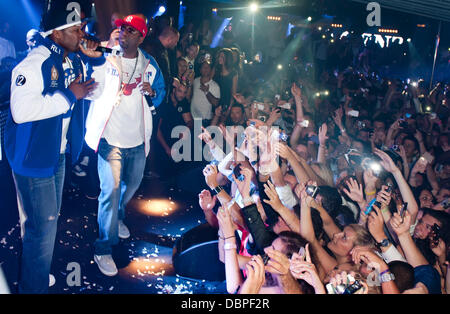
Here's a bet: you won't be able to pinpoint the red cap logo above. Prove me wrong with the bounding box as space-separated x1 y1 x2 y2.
115 15 148 37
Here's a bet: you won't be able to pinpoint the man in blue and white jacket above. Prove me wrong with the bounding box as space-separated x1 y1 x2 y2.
84 15 165 276
5 2 104 293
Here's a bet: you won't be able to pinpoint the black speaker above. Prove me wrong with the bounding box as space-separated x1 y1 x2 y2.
172 223 225 281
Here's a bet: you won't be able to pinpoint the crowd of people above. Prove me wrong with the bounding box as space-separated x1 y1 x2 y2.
0 2 449 294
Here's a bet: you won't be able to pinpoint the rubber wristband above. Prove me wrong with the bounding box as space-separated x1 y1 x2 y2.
379 269 390 277
365 190 376 196
225 236 235 240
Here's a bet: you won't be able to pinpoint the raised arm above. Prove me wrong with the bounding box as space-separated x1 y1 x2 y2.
374 148 419 223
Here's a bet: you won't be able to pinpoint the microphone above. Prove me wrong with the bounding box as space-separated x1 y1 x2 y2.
94 46 122 57
144 94 157 116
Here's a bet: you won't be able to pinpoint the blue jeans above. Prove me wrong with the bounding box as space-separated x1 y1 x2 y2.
12 154 65 294
95 139 146 255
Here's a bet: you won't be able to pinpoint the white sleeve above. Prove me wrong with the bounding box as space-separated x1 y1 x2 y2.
217 152 234 178
210 81 221 99
10 57 72 124
85 59 107 101
275 184 298 209
210 144 226 161
381 244 407 264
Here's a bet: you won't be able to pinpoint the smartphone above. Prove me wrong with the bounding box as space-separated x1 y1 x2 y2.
386 183 393 193
399 202 408 219
261 253 270 265
348 110 359 117
399 119 408 128
422 152 434 164
299 120 309 127
343 280 363 294
278 103 291 110
365 198 381 215
305 185 319 198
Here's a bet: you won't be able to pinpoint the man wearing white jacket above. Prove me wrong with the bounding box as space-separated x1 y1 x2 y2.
84 15 165 276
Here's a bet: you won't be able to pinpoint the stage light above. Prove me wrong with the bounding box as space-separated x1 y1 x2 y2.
407 38 411 42
411 81 418 87
133 198 180 217
277 64 283 70
318 26 322 31
322 35 326 39
330 39 334 43
250 3 259 12
158 6 166 13
212 8 218 13
324 90 329 96
315 92 321 97
340 31 349 39
307 16 312 22
425 106 432 112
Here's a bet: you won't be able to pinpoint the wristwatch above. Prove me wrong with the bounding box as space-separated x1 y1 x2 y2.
211 185 224 195
376 238 390 249
379 271 395 283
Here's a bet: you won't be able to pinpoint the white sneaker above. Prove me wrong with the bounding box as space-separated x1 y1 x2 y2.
49 274 55 287
80 156 89 167
72 165 87 177
118 220 130 239
94 254 118 277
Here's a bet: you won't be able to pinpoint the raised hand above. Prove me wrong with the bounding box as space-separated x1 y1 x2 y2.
373 148 399 173
198 189 217 212
233 166 254 200
389 206 412 237
263 180 283 211
342 178 364 204
202 164 219 189
291 82 302 99
318 123 329 146
290 244 325 293
264 247 291 276
275 142 293 161
376 185 392 209
217 206 236 238
239 255 266 294
198 126 214 147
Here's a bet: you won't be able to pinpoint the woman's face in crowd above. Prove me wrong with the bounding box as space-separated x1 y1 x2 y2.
327 226 357 258
218 52 225 65
419 190 434 209
414 214 441 240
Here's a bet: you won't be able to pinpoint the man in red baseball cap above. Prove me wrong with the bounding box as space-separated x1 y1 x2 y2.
84 12 166 277
115 15 148 37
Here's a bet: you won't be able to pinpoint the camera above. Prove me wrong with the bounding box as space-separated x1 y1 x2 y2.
357 121 366 129
305 185 319 198
398 119 408 128
386 183 393 193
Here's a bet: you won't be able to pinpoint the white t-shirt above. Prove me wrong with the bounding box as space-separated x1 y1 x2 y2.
102 56 144 148
190 77 220 120
60 58 76 153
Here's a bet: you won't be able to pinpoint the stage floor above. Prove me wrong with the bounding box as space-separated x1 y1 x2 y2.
0 160 226 294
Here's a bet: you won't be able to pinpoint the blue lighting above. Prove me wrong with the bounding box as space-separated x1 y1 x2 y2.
159 6 166 14
211 17 233 48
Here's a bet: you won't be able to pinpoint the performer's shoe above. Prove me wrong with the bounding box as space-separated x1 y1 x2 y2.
118 220 130 239
94 254 118 277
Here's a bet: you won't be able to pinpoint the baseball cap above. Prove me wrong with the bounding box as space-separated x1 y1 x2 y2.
41 0 92 37
115 15 148 37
